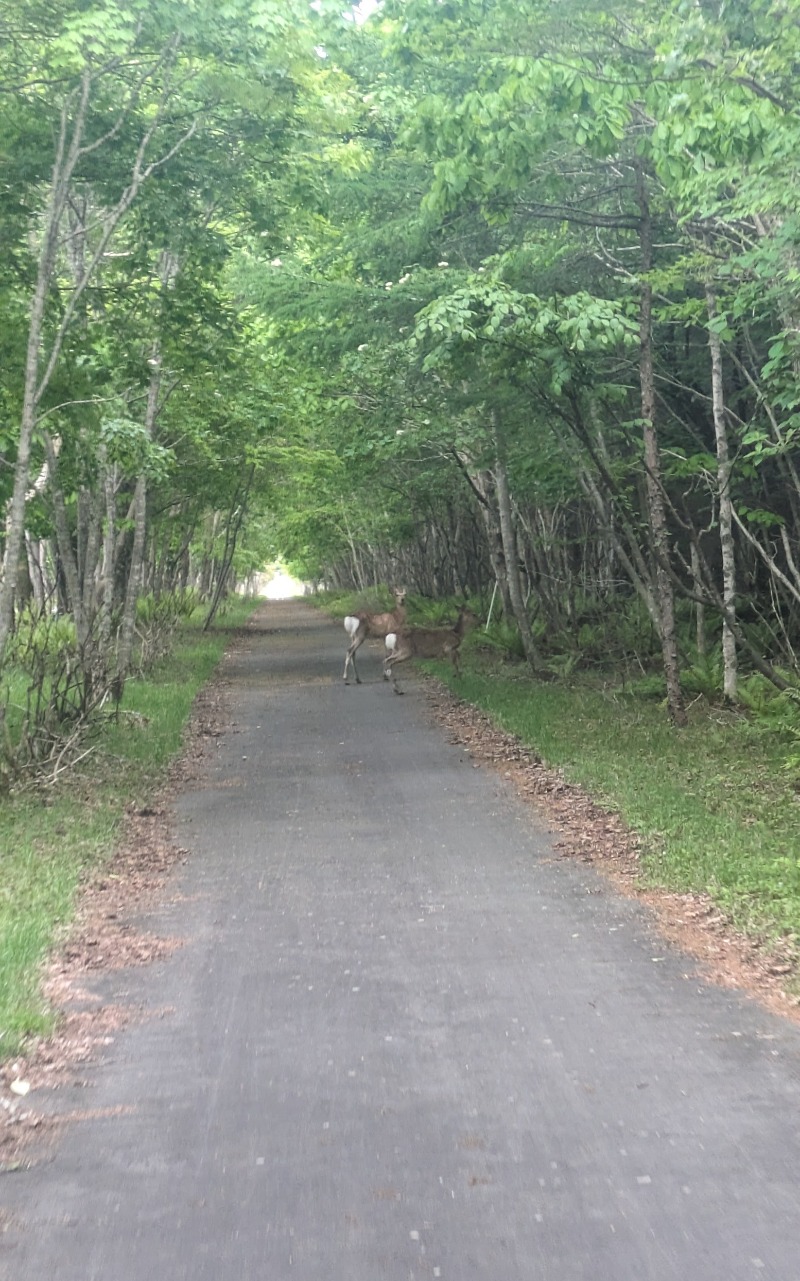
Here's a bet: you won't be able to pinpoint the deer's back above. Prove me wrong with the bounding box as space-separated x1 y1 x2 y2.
401 625 459 657
364 606 406 638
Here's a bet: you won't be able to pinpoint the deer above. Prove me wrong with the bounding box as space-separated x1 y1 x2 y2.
343 587 407 684
383 604 478 694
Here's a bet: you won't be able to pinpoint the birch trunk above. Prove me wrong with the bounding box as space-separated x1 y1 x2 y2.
116 349 161 680
0 83 90 656
43 431 89 647
705 285 737 700
690 541 707 657
492 413 543 670
99 453 118 646
636 163 687 725
472 470 514 620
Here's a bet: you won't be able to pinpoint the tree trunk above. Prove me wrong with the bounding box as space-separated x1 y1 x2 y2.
636 162 687 725
690 541 707 657
472 470 514 620
99 453 118 646
116 346 162 682
202 473 254 631
705 284 737 700
0 85 89 656
576 463 659 628
491 412 543 670
43 431 90 648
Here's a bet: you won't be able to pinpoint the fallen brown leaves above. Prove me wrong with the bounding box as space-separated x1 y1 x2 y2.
426 680 800 1026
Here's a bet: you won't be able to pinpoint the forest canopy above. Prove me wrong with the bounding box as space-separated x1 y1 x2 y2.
3 0 800 748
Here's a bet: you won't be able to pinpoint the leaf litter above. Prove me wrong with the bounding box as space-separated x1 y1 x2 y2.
1 636 242 1172
425 680 800 1026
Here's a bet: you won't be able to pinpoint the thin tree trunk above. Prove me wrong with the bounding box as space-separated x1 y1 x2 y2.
492 412 543 670
690 541 707 656
636 162 686 725
0 84 88 656
0 54 197 663
117 348 161 681
453 450 514 619
705 284 737 699
43 431 88 648
576 463 659 627
99 453 118 645
473 470 514 620
203 469 255 631
24 537 47 611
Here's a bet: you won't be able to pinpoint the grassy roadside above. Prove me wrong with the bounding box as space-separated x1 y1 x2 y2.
430 660 800 955
0 599 260 1061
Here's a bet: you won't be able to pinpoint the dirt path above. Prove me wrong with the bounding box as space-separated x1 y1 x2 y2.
3 600 800 1280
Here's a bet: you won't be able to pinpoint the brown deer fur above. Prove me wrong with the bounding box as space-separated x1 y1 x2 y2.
383 605 478 694
343 588 407 684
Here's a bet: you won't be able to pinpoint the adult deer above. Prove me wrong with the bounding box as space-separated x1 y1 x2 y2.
383 604 478 694
343 587 407 684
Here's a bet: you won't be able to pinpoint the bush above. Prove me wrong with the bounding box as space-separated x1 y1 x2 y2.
133 590 202 672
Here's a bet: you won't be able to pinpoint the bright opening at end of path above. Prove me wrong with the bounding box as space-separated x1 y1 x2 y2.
263 570 305 600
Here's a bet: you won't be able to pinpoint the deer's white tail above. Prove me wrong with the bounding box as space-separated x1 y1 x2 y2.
343 587 408 683
383 605 478 694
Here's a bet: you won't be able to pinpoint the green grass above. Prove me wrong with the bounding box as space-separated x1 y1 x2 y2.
0 598 260 1060
431 658 800 948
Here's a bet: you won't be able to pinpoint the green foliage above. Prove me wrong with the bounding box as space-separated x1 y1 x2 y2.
478 618 527 662
682 649 725 701
5 611 78 671
135 590 201 628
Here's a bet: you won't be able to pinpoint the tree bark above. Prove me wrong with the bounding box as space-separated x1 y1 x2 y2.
43 431 88 647
203 468 255 630
0 50 197 663
705 284 737 699
636 162 687 725
472 470 514 620
491 412 543 670
116 347 162 681
690 541 706 657
0 82 89 656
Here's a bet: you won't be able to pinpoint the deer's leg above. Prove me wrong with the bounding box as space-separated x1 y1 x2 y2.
383 633 398 680
344 632 364 684
385 651 409 695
